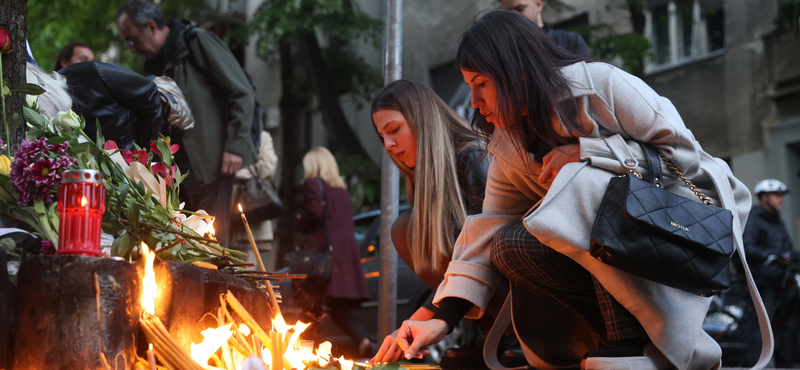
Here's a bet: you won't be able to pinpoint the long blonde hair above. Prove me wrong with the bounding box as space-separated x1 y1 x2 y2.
302 147 347 189
371 80 483 276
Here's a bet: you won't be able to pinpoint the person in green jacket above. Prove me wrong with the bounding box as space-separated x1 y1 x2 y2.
116 0 258 248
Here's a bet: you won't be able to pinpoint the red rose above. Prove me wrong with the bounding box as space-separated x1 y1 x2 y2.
104 140 119 151
0 28 10 54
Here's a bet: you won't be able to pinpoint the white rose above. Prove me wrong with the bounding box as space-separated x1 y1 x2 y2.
53 110 82 130
25 94 38 108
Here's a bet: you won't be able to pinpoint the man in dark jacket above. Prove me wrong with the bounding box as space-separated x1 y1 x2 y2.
743 179 799 313
742 178 800 367
500 0 590 56
59 61 163 150
116 0 258 247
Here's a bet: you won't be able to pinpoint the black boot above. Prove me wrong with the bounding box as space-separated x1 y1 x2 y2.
440 334 524 370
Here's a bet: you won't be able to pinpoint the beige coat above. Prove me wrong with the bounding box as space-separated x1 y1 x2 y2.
232 131 278 243
434 62 755 370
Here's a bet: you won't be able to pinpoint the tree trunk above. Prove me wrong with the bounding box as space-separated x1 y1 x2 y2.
0 0 27 156
301 31 369 158
276 37 305 263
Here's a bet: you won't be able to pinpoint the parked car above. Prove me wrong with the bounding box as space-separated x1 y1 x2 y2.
277 204 478 360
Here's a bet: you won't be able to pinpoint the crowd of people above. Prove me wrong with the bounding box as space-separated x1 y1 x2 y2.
18 0 800 368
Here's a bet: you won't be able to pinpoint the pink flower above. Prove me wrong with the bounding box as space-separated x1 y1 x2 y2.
151 162 177 187
35 185 54 202
122 149 149 167
104 140 119 151
0 28 10 54
30 158 58 185
150 139 179 156
40 240 55 255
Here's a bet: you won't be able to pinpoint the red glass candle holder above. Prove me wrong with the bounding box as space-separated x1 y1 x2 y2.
56 169 106 257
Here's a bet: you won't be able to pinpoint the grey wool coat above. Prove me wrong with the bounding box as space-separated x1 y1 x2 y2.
433 62 755 370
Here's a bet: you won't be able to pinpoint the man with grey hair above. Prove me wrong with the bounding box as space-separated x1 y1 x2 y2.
117 0 258 248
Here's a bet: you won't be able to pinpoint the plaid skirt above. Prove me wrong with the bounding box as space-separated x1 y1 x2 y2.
490 221 645 342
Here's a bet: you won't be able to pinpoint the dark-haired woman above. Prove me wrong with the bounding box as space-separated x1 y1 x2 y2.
54 42 94 71
394 10 751 370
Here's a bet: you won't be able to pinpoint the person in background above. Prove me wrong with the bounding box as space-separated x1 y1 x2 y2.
499 0 590 56
370 80 511 368
54 42 94 72
294 147 373 358
27 62 163 150
116 0 257 248
57 61 163 150
229 131 279 270
742 179 800 367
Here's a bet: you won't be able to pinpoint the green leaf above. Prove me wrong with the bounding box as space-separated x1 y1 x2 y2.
71 142 93 153
33 199 47 216
23 106 53 132
111 231 131 258
12 83 47 95
117 184 129 216
9 113 21 128
0 238 17 251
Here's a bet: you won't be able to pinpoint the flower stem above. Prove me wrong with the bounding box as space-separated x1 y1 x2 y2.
0 56 8 153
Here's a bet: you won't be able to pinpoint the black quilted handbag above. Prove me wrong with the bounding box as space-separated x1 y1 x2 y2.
590 142 734 296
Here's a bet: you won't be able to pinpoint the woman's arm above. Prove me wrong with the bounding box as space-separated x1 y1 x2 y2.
575 64 702 180
434 159 533 320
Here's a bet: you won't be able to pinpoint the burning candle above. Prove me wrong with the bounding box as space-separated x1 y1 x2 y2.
270 331 283 370
147 343 156 370
238 204 266 272
56 169 106 256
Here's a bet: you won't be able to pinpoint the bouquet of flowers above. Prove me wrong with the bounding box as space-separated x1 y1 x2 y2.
0 95 247 266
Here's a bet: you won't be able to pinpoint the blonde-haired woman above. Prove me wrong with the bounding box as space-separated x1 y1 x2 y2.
294 146 373 357
371 80 494 364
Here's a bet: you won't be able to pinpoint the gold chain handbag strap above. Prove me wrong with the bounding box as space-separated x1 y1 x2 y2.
658 153 716 207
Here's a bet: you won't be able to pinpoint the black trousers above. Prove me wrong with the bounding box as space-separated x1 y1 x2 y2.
490 221 645 343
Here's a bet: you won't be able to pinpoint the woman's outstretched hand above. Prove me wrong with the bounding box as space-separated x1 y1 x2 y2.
538 144 580 184
371 329 404 363
396 319 448 361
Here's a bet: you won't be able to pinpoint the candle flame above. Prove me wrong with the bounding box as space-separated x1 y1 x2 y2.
80 196 88 207
206 218 216 240
189 324 233 366
149 343 153 350
140 243 157 315
237 203 243 212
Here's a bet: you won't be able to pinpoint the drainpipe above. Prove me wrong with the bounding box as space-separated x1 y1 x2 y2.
377 0 403 343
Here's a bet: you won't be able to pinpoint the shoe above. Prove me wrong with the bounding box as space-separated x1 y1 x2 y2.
581 337 673 370
440 334 489 370
440 334 524 370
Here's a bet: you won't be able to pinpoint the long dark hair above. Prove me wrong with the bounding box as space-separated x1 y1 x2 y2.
457 10 592 161
54 42 91 71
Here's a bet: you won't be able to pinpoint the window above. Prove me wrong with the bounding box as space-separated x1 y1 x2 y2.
645 0 724 71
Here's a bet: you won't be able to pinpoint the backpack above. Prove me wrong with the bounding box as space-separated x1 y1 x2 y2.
182 24 264 151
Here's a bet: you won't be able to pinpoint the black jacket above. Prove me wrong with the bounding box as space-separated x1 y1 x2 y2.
544 23 591 57
59 61 163 150
742 205 799 287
